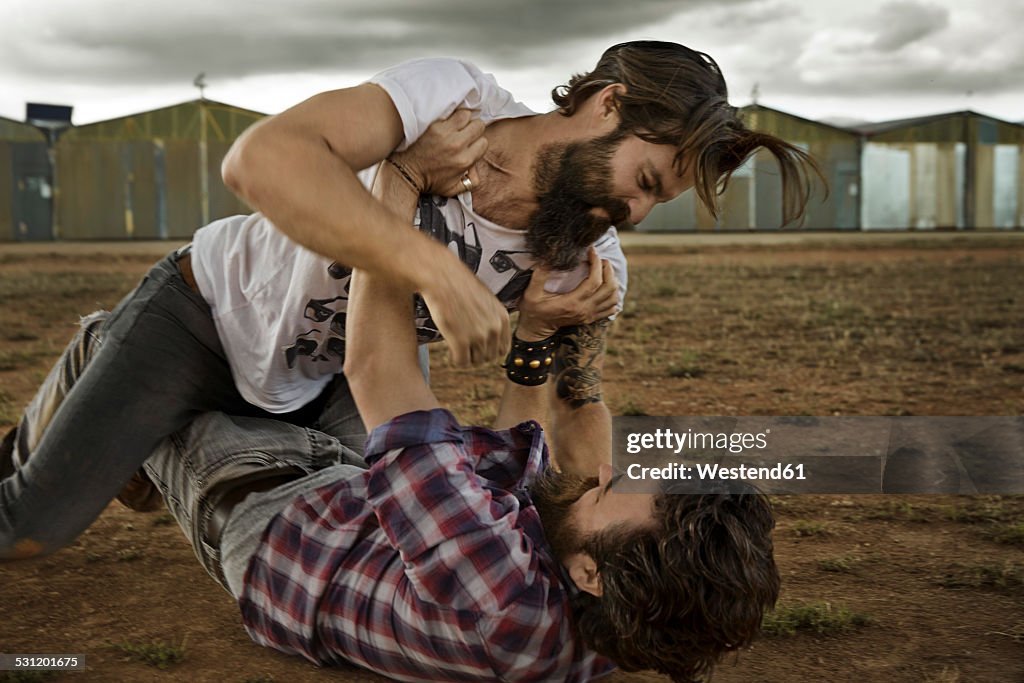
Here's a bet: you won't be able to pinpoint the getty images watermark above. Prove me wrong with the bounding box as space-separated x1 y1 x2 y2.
611 416 1024 494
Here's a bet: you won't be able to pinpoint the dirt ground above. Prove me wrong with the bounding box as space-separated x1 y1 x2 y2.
0 232 1022 683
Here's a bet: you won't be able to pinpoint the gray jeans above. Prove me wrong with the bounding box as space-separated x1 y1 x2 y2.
0 250 380 559
0 297 370 589
142 412 367 594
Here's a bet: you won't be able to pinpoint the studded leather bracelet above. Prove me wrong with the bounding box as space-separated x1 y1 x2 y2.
503 333 558 386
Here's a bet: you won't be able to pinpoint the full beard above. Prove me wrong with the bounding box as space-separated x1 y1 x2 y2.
529 469 599 563
526 129 633 271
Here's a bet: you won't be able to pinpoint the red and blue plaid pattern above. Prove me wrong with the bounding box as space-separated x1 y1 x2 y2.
237 408 614 682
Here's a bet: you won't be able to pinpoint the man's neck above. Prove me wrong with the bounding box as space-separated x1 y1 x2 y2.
471 112 569 231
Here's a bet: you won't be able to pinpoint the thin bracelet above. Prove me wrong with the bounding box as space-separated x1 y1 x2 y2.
385 157 424 194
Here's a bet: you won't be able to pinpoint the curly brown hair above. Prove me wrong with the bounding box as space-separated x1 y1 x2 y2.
552 40 821 226
572 488 779 683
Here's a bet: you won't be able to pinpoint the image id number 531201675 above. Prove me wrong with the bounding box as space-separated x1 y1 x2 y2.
0 654 86 670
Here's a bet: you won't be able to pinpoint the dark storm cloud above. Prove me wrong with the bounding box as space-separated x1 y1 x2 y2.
869 1 949 52
2 0 755 85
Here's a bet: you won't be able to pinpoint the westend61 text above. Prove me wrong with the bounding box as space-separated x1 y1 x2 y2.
627 462 806 481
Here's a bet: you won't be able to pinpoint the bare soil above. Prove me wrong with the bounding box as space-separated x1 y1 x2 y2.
1 233 1022 683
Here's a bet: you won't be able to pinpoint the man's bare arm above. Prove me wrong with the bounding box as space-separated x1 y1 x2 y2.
494 251 619 471
548 320 613 475
344 266 440 431
222 85 507 365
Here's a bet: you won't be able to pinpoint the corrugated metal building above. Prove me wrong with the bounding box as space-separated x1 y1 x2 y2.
54 99 264 240
0 115 51 242
640 104 859 231
857 111 1024 229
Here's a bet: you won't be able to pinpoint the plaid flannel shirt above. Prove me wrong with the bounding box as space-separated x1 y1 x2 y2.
237 408 615 682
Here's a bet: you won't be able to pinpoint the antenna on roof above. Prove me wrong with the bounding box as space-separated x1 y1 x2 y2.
193 72 207 100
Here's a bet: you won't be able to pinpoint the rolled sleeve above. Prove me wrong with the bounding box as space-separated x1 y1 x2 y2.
364 408 463 465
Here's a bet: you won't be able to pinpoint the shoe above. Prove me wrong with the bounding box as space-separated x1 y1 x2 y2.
116 469 165 512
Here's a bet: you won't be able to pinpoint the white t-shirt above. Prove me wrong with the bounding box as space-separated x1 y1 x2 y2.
191 58 629 413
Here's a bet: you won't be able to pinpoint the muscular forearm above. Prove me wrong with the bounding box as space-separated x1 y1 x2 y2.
548 321 612 475
344 266 440 431
550 402 611 475
343 146 440 429
493 380 547 431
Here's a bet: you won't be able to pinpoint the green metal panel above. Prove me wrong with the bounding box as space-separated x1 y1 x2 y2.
52 100 264 239
0 116 46 142
207 140 254 223
11 143 53 241
743 106 859 144
1 119 49 241
124 141 160 239
164 140 203 237
62 101 264 142
55 141 126 239
866 112 1024 145
869 114 969 144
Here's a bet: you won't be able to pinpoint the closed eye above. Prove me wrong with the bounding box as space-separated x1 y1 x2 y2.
596 473 625 503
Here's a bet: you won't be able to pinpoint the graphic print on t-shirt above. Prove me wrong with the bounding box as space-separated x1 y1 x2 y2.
282 194 535 367
490 249 533 306
284 264 352 369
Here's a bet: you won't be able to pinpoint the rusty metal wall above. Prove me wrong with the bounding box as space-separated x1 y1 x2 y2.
53 101 263 240
55 138 253 240
55 141 124 239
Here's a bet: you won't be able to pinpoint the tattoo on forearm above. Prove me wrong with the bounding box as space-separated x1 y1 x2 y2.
553 320 609 408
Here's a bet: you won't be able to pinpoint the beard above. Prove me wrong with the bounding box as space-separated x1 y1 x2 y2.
529 469 599 563
526 128 634 271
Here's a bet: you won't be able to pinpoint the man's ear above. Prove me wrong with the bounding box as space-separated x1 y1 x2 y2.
593 83 626 126
567 553 603 597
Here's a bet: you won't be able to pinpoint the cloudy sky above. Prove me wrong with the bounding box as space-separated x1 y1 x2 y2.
1 0 1021 126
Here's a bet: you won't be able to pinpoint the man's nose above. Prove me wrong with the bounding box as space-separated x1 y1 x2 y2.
629 197 656 225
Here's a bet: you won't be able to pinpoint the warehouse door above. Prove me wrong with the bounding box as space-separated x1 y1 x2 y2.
12 143 53 241
993 145 1019 229
862 143 911 229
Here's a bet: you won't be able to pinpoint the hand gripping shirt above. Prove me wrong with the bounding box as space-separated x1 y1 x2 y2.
190 58 629 413
238 408 616 682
